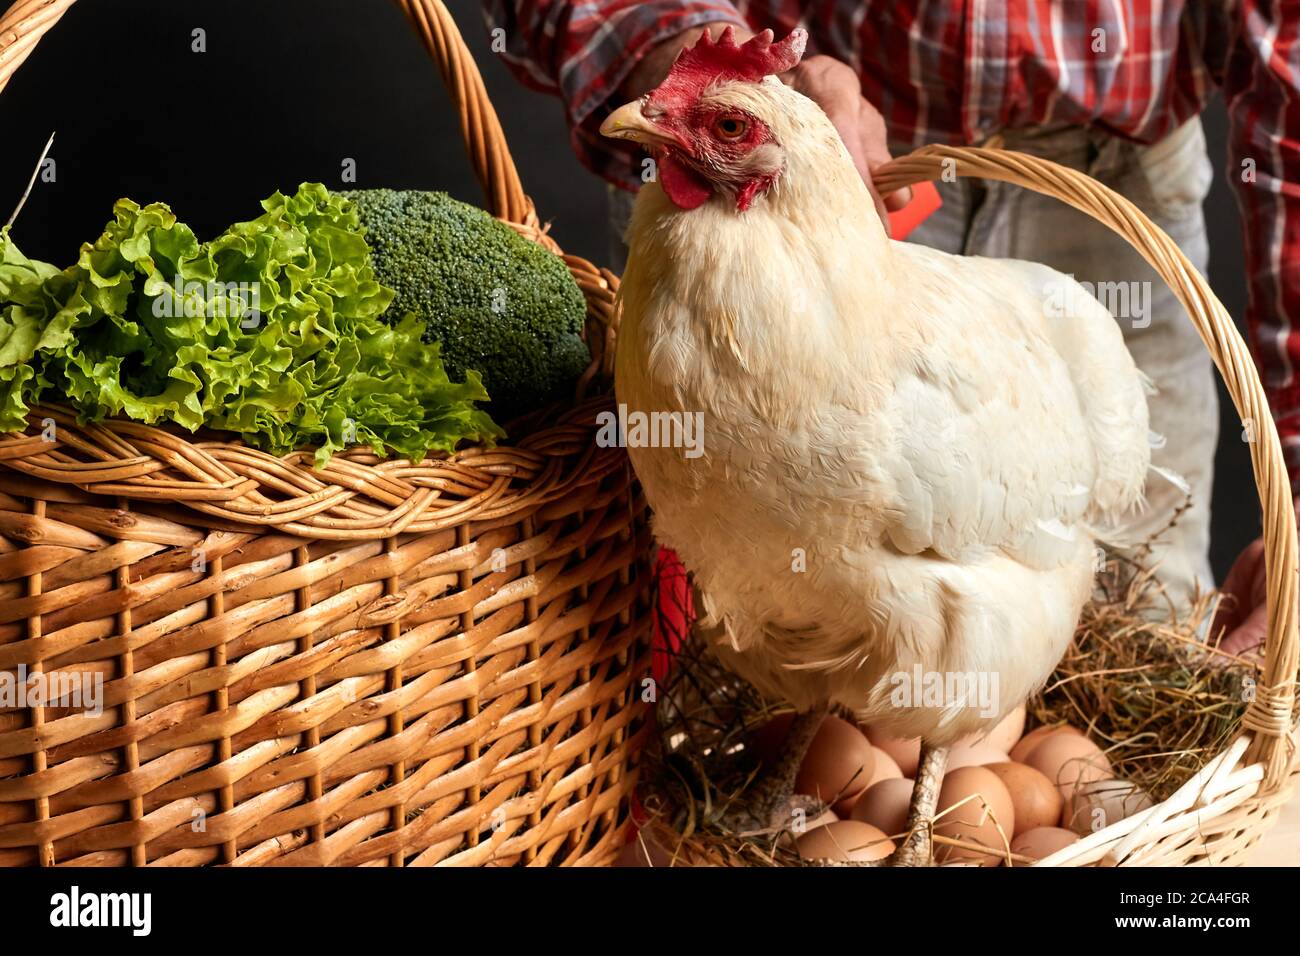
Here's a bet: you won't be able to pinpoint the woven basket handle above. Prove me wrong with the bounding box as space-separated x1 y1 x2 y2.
878 145 1298 788
0 0 534 227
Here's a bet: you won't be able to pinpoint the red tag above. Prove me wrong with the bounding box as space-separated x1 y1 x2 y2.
887 179 942 240
652 548 693 683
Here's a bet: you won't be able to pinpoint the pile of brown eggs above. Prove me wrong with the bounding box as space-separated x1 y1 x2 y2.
760 708 1152 866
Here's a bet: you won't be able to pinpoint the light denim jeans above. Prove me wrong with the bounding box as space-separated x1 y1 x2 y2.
607 118 1218 610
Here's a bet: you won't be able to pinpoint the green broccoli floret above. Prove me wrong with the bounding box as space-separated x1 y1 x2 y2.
337 189 590 418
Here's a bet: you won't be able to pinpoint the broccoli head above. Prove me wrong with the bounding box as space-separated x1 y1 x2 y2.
338 189 590 418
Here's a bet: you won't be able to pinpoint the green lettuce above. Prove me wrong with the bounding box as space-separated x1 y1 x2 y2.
0 183 502 466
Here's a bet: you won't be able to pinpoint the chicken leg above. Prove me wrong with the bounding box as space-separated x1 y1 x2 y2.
887 740 948 867
722 703 830 837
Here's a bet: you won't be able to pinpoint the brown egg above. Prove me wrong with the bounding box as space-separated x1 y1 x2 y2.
984 762 1063 836
934 766 1016 866
752 714 875 813
1061 779 1153 835
867 747 904 787
838 747 903 816
1010 826 1081 865
795 715 876 813
862 726 921 777
946 742 1010 769
797 820 895 862
1008 723 1080 763
1025 732 1111 800
981 705 1027 754
832 749 904 816
849 777 915 838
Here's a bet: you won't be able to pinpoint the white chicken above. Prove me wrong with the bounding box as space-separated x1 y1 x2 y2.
602 28 1151 864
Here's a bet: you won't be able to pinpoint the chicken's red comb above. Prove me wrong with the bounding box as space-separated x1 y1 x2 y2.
668 26 808 85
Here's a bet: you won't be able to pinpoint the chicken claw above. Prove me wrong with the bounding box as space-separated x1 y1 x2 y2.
719 704 831 837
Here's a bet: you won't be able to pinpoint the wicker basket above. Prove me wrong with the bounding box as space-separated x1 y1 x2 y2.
641 148 1298 868
0 0 653 867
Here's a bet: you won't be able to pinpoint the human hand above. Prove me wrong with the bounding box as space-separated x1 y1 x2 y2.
1211 498 1300 659
777 52 912 225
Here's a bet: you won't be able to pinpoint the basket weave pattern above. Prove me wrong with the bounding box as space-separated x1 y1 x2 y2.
0 0 651 866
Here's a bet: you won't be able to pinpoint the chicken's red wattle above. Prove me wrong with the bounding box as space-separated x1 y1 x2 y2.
659 154 713 210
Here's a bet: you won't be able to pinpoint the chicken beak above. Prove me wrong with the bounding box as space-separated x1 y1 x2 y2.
600 101 680 148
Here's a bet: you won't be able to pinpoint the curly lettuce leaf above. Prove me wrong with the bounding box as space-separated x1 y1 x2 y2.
0 183 502 464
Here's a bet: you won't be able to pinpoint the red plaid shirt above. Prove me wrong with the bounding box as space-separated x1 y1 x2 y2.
483 0 1300 488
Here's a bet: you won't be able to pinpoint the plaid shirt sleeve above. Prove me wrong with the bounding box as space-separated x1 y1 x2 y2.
1221 0 1300 492
480 1 748 188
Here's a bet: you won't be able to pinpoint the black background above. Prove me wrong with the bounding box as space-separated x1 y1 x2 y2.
0 863 1276 940
0 863 1275 939
0 0 1257 578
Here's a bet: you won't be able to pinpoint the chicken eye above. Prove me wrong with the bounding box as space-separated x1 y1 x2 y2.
714 116 748 140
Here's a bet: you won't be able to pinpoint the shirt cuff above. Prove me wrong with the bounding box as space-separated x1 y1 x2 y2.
566 3 747 126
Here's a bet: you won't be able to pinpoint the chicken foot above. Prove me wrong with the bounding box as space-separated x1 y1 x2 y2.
886 740 948 866
719 702 831 838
